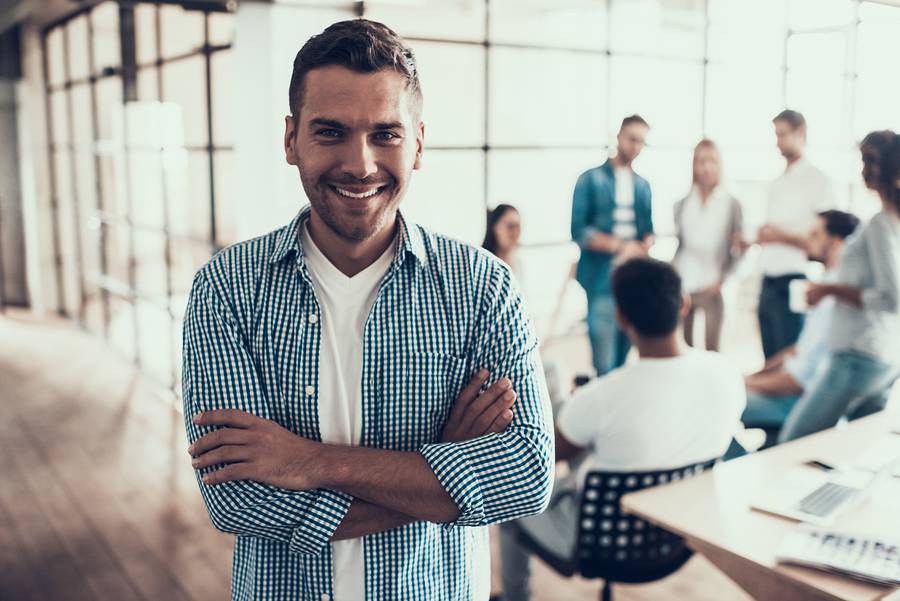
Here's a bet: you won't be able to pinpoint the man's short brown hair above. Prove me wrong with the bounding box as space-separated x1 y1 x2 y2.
620 114 650 131
288 19 423 123
773 109 806 131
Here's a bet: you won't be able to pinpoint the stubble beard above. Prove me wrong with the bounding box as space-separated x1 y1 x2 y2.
301 175 401 243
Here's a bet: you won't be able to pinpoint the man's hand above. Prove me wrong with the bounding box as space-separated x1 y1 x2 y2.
806 282 830 307
758 224 809 251
189 409 321 489
618 240 647 261
440 369 516 443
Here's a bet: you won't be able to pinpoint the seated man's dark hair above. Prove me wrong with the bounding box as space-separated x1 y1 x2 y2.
288 19 422 122
612 257 683 338
818 210 859 240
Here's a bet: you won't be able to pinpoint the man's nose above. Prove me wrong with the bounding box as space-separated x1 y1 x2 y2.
341 136 378 181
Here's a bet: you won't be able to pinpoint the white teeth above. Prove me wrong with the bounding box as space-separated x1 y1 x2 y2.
334 187 380 199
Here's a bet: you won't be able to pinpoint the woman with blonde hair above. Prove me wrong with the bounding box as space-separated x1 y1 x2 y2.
672 139 744 351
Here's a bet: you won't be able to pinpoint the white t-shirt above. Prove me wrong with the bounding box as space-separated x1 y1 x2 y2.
301 223 396 601
760 158 834 276
613 166 638 240
557 349 745 481
674 186 733 293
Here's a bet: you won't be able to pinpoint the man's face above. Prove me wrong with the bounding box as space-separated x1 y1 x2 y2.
284 65 424 241
807 216 831 263
616 123 649 165
774 120 805 161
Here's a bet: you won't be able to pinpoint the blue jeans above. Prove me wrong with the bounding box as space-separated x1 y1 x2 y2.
778 350 898 443
586 293 630 376
758 274 806 359
725 392 800 460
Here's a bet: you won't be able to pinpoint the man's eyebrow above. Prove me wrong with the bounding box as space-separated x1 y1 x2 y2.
373 121 405 131
308 118 345 130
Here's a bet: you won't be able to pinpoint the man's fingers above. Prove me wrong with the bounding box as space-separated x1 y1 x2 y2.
446 369 489 427
192 444 250 470
450 370 489 413
202 462 251 486
192 408 257 429
188 428 250 457
458 378 512 429
488 408 514 434
471 390 516 436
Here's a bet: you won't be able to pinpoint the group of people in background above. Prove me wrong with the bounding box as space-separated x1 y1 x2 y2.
484 110 900 447
482 112 900 601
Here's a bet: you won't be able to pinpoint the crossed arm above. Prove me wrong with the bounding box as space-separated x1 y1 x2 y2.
571 173 653 256
188 372 518 534
184 269 553 552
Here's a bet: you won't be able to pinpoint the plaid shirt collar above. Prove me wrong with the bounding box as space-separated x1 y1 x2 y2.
268 204 428 270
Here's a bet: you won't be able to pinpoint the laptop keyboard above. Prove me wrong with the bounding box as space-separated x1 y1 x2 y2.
795 482 859 518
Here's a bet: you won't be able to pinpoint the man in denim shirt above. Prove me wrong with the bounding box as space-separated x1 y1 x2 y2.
571 115 654 375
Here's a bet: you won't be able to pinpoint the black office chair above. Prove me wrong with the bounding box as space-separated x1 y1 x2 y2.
517 458 718 601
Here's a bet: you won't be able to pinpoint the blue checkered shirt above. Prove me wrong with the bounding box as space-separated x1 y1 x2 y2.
182 206 554 600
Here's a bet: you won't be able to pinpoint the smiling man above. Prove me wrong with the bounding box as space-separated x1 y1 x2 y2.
182 19 553 601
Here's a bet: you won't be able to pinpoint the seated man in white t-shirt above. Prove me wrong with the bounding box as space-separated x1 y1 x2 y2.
498 257 746 601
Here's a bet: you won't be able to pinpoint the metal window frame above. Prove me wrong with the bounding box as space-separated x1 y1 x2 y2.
42 0 231 399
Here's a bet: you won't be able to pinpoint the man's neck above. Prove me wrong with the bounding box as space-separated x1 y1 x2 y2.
306 211 398 277
824 247 841 272
634 333 683 359
612 155 632 170
785 152 803 168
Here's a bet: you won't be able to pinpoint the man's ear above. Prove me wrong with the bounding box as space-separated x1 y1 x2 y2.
284 115 299 166
680 291 691 320
412 120 425 171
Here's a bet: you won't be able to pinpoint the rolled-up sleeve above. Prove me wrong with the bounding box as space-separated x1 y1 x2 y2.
571 172 598 249
183 271 352 554
419 263 554 528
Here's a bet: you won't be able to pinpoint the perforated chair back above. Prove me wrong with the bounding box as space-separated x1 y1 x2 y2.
576 459 718 584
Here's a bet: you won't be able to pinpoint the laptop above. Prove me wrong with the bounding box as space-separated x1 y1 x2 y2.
750 466 874 526
750 434 900 526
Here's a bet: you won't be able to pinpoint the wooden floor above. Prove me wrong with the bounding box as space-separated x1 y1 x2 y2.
0 314 752 601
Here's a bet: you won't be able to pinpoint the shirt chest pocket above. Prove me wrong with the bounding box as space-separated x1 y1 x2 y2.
372 352 468 451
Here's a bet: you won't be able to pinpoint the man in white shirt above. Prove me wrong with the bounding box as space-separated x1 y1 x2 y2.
756 109 834 358
497 257 745 601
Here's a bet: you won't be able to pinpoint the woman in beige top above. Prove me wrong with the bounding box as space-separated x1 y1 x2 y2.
672 139 744 351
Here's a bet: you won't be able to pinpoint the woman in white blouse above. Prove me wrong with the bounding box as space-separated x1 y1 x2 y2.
672 139 744 351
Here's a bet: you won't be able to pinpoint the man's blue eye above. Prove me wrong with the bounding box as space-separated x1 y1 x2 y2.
317 129 342 138
375 132 398 141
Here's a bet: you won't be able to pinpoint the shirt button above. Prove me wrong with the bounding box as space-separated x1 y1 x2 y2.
305 385 315 397
321 594 330 601
308 313 318 324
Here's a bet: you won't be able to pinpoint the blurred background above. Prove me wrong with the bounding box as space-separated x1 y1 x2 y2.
0 1 898 599
2 0 899 397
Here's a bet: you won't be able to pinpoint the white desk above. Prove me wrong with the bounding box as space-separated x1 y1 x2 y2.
622 411 900 601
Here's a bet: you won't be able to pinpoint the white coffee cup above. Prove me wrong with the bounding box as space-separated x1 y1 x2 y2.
789 279 809 313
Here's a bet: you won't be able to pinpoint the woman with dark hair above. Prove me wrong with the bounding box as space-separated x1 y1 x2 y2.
672 139 744 351
483 204 522 278
779 130 900 442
